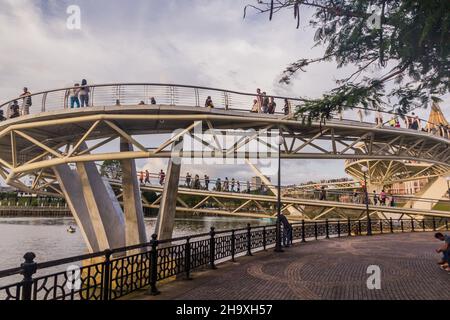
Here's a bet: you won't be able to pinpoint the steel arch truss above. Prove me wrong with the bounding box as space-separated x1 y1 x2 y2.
0 111 449 190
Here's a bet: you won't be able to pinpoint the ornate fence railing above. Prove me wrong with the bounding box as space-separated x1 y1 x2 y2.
0 83 446 138
0 217 448 301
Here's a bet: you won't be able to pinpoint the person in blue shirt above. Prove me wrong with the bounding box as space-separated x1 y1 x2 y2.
435 232 450 271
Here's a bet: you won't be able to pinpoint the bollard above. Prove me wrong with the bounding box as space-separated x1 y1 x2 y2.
422 219 426 232
432 217 436 231
401 220 404 233
325 219 330 239
347 218 351 237
411 218 415 232
379 220 383 234
20 252 37 300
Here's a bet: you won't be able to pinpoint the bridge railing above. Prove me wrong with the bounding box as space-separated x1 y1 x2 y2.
0 217 447 300
0 84 447 139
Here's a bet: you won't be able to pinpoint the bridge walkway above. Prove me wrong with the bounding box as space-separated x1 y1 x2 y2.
129 232 450 300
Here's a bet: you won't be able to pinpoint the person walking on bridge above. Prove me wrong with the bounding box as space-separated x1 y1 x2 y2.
8 100 20 119
262 92 269 113
69 83 81 109
144 170 150 185
185 172 192 188
268 97 276 114
79 79 90 107
20 87 32 116
204 175 210 190
215 178 222 192
256 88 263 113
205 96 214 108
319 186 327 201
372 190 378 206
283 98 291 116
158 170 165 185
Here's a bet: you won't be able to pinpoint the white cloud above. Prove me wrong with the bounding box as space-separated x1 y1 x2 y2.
0 0 448 186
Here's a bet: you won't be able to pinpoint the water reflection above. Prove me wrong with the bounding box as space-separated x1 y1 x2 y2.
0 216 274 271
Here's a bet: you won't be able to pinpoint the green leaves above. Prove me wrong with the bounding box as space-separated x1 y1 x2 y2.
246 0 450 120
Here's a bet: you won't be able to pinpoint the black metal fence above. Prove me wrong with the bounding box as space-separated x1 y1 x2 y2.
0 217 448 300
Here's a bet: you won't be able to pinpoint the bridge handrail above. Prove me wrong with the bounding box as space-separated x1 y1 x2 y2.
0 217 447 300
0 83 446 135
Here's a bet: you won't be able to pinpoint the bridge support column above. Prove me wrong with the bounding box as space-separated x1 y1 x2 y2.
155 156 181 240
53 143 126 253
53 164 101 253
75 160 126 250
120 139 147 246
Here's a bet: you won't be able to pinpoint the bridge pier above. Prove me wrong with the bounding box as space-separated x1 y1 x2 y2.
120 139 147 246
155 155 181 241
53 162 126 252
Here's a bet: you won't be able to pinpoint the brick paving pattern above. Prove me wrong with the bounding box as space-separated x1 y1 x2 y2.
133 232 450 300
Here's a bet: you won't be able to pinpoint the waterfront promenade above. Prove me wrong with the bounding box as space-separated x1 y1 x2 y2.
130 232 450 300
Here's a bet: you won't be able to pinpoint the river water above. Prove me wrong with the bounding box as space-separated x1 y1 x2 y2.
0 216 274 271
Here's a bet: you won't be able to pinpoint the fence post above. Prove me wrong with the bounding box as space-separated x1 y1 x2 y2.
379 220 383 234
209 227 217 269
314 222 318 240
337 220 341 237
149 234 160 295
20 252 37 300
262 226 267 251
358 220 362 235
185 237 192 280
301 220 306 242
246 224 253 256
231 230 236 262
101 249 112 301
411 218 415 232
347 218 351 236
446 219 449 231
325 219 330 239
401 220 404 233
389 218 393 233
432 217 436 231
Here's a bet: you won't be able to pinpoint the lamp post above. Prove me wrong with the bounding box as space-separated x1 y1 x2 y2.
361 166 372 235
274 134 284 253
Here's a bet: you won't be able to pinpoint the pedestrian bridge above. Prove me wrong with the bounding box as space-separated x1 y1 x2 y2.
0 83 448 256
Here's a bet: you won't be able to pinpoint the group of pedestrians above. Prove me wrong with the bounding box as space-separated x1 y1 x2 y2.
139 169 166 186
68 79 90 108
250 88 291 115
184 173 207 190
3 87 33 119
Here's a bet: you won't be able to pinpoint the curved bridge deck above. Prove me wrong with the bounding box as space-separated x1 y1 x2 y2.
131 232 450 300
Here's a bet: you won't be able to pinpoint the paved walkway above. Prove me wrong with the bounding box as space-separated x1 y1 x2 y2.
131 232 450 300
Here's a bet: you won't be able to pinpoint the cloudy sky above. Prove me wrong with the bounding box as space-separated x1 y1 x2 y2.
0 0 449 185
